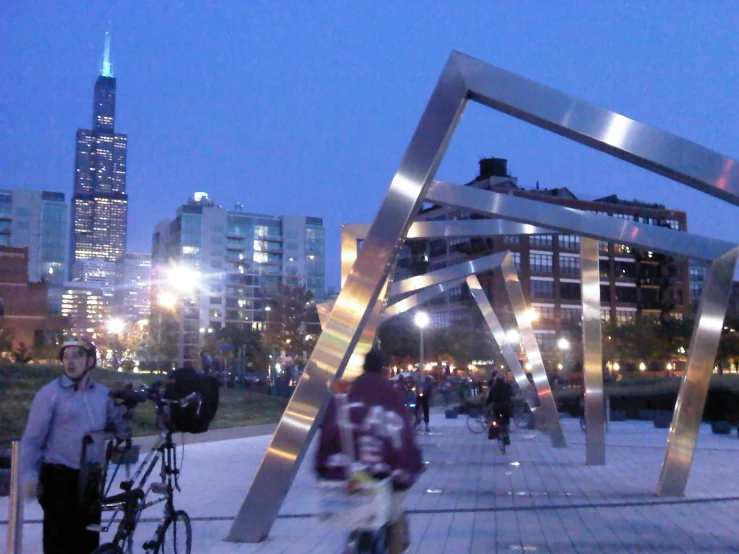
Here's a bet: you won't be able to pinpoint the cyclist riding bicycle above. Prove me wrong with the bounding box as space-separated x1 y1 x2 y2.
315 349 423 554
485 372 512 445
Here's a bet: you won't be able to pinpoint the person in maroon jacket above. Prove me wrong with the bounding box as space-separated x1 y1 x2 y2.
315 349 423 553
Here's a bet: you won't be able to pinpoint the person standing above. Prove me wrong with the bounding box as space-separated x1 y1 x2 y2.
416 375 435 432
21 337 127 554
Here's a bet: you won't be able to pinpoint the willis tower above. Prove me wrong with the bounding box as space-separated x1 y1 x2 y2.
69 33 128 281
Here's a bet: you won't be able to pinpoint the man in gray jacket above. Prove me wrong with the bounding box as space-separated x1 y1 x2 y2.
21 337 127 554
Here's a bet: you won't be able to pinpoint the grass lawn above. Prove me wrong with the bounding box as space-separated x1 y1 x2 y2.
0 363 289 445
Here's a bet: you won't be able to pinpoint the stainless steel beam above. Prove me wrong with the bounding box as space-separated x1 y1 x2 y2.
383 279 465 320
227 52 470 543
657 247 739 496
452 51 739 205
425 181 736 262
389 252 506 297
580 238 605 465
466 275 537 405
499 253 567 448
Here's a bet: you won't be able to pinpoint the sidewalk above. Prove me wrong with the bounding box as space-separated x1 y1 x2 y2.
3 415 739 553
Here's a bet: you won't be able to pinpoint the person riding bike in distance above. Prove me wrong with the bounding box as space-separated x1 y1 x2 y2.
316 349 423 554
20 337 129 554
485 372 513 445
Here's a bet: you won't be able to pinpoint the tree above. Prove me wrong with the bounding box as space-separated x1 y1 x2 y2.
605 316 692 370
263 281 319 362
210 324 269 373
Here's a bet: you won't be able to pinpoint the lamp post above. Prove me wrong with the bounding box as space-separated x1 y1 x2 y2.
557 337 570 372
414 311 430 372
106 318 125 370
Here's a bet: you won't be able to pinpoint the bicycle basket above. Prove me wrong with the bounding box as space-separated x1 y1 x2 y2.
317 476 393 531
165 367 220 434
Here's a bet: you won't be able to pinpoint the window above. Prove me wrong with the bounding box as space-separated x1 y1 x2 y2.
530 235 553 248
616 311 636 325
601 309 611 322
558 235 580 250
530 253 553 274
600 285 611 302
561 306 582 323
560 282 581 301
208 309 222 319
534 305 555 322
210 296 222 304
559 255 580 276
503 235 520 244
511 252 521 270
531 279 554 299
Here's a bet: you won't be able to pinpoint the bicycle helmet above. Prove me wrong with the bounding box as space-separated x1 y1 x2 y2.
59 336 97 368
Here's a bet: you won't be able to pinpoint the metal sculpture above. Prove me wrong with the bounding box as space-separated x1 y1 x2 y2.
229 51 739 542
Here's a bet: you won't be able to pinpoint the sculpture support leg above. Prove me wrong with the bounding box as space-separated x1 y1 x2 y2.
466 275 537 406
657 247 739 496
500 254 567 448
226 54 469 543
580 238 605 465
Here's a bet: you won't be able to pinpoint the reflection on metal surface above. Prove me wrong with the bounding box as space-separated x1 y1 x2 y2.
383 280 465 319
389 252 506 297
499 253 566 448
466 275 537 406
228 53 470 543
425 181 736 262
342 220 553 285
657 247 739 496
235 50 739 540
580 238 605 465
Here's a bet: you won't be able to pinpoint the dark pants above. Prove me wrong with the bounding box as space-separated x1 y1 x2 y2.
415 394 430 425
39 463 101 554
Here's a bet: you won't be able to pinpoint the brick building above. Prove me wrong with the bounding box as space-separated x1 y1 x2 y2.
0 246 67 357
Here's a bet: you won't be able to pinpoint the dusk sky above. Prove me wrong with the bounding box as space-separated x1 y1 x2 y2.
2 1 738 288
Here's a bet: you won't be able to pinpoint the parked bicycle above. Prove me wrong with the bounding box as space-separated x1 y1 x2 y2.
82 381 207 554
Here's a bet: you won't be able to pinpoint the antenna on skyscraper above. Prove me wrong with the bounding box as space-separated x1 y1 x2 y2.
101 29 114 78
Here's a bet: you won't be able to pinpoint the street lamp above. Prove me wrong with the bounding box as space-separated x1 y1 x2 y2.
414 311 430 371
557 337 570 372
107 318 125 370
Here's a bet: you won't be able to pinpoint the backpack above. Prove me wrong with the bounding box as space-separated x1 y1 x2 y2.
164 367 220 434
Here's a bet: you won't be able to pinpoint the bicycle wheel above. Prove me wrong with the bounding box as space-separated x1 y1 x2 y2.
92 543 124 554
466 414 486 434
156 509 192 554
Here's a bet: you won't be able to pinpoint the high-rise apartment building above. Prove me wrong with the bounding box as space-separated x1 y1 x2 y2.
151 193 325 363
0 189 67 313
395 158 690 369
69 33 128 282
114 252 152 322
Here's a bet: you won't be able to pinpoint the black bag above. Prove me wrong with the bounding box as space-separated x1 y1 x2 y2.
165 367 220 434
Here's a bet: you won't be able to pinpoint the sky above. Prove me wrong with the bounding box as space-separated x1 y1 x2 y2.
2 1 739 289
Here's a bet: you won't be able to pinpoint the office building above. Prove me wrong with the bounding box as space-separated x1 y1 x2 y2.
0 189 67 313
114 252 151 322
69 33 128 282
151 193 325 363
0 246 67 355
394 158 690 368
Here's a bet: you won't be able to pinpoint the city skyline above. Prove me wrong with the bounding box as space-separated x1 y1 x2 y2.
2 3 739 289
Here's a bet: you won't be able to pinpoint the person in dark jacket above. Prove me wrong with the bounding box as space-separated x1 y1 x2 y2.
316 349 422 553
486 372 513 443
415 376 434 432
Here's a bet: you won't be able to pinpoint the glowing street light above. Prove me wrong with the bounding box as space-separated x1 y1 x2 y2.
107 318 125 335
557 337 570 350
158 291 177 309
505 329 520 344
524 307 539 323
167 265 200 293
414 311 430 370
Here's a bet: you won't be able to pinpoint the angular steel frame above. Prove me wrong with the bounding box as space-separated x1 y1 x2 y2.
382 253 566 447
230 52 739 543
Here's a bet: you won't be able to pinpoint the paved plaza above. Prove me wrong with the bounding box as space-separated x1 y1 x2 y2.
3 414 739 553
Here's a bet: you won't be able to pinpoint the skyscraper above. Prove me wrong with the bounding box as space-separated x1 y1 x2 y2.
69 33 128 282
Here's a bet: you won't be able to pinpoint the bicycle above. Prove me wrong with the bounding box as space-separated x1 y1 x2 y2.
83 383 199 554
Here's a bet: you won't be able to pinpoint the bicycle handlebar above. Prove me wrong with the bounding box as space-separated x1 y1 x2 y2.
109 383 201 412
